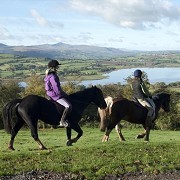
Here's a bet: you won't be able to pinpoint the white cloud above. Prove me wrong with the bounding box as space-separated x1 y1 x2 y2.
0 25 11 40
108 37 123 42
69 0 180 29
30 9 64 29
30 9 48 26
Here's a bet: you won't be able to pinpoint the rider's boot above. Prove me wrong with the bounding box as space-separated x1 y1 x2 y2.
58 108 69 127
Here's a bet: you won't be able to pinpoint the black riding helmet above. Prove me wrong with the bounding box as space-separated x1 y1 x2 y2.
134 69 142 77
48 59 61 68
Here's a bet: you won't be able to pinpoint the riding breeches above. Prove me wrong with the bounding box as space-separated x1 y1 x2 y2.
56 98 71 108
56 98 72 121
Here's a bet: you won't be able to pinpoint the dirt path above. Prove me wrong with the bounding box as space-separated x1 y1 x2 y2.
0 170 179 180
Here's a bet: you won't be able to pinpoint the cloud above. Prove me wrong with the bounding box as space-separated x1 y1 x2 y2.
69 0 180 29
0 25 11 40
166 31 180 36
109 37 123 42
30 9 48 26
30 9 64 29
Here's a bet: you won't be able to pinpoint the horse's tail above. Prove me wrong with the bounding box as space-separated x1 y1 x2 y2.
2 98 22 133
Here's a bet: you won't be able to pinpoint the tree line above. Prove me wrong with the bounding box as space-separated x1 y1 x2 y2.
0 73 179 130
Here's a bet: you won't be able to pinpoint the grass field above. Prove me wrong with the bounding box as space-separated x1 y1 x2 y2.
0 128 179 179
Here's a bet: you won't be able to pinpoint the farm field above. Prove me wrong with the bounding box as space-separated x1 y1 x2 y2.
0 128 179 179
0 52 180 82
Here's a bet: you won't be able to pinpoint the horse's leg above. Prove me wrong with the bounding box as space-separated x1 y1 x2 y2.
115 124 125 141
8 119 24 150
66 127 72 146
144 127 150 142
144 118 152 142
102 111 122 142
25 118 47 150
136 124 146 139
33 131 47 150
35 139 47 150
102 128 112 142
66 123 83 146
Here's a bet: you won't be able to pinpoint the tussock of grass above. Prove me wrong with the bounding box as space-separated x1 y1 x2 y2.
0 128 179 179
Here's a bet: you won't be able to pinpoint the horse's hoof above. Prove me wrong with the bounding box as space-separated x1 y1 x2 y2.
136 135 141 139
136 134 144 139
102 135 109 142
66 140 72 146
40 146 47 150
144 140 149 143
8 146 15 151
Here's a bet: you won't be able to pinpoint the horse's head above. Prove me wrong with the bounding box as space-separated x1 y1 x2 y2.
91 86 107 109
161 93 171 112
98 96 113 131
153 93 171 112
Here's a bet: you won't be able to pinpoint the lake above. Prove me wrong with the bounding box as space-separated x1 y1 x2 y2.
80 67 180 86
19 67 180 87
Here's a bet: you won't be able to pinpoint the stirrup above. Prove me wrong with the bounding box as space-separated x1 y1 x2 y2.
59 121 69 127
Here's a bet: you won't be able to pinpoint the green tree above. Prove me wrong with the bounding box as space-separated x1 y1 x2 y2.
20 74 45 97
0 80 21 129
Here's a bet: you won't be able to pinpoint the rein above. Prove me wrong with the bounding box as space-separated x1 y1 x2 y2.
71 99 91 106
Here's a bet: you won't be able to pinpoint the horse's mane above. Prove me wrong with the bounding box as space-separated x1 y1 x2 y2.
152 92 169 101
69 87 96 100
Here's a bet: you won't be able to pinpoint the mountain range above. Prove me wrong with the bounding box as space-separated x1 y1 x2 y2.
0 42 136 59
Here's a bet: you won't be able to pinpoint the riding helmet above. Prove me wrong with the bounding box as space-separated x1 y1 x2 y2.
134 69 142 77
48 59 61 68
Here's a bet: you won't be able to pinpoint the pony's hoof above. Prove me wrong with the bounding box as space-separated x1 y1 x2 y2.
66 140 72 146
102 135 109 142
8 146 15 151
136 134 144 139
40 146 47 150
144 140 149 143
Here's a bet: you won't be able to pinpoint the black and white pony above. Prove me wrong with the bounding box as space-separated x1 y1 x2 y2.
98 93 171 142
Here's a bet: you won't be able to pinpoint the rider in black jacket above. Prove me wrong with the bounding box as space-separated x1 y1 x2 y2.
131 69 154 127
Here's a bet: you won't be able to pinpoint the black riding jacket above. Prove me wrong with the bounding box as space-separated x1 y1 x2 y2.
131 78 151 99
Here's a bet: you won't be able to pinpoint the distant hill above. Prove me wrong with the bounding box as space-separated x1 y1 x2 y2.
0 42 137 59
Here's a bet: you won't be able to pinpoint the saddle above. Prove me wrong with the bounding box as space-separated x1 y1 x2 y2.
49 99 65 114
131 97 144 108
131 97 155 120
113 96 125 104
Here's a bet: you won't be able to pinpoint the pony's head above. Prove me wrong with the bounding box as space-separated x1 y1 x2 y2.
91 86 107 109
161 93 171 112
153 93 171 112
98 96 113 131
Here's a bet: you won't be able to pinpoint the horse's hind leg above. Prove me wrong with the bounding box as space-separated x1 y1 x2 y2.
9 119 24 150
31 126 47 150
25 117 47 150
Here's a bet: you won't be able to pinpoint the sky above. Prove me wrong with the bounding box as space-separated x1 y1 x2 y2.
0 0 180 51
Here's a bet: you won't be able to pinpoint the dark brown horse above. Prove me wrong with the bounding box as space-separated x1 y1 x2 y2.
100 93 171 142
2 86 107 150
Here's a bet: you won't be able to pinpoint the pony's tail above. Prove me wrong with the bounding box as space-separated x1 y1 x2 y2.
2 99 22 133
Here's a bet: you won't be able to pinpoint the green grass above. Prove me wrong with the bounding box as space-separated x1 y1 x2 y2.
0 128 179 179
